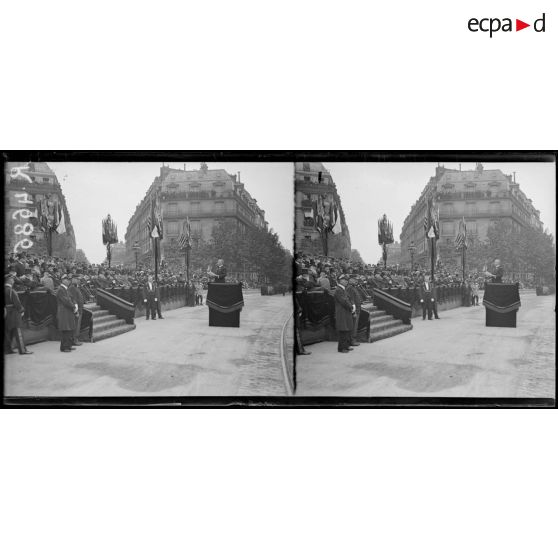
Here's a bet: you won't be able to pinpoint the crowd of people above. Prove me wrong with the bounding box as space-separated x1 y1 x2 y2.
294 252 477 294
294 252 512 355
4 252 264 304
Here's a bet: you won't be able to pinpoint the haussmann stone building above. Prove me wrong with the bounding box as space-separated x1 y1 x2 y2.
294 162 351 259
400 163 544 271
124 163 268 272
4 162 76 260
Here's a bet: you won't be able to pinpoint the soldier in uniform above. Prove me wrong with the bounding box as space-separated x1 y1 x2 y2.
4 274 33 355
334 274 356 353
56 274 78 352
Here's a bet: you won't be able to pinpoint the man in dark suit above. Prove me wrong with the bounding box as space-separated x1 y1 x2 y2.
57 274 78 352
334 274 356 353
208 259 227 283
347 275 362 347
419 274 439 320
4 274 33 355
142 274 161 320
486 258 504 283
68 275 85 346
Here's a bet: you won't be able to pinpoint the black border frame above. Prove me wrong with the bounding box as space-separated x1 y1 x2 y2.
2 150 557 409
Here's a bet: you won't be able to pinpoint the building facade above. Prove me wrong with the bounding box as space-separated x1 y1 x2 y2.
294 162 351 259
4 162 76 259
400 163 544 268
124 163 268 267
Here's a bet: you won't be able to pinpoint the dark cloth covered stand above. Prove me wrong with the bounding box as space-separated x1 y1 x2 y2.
483 283 521 328
206 283 244 327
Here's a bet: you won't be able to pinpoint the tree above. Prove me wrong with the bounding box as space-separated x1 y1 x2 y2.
208 221 292 285
351 249 364 264
481 220 555 283
74 248 89 265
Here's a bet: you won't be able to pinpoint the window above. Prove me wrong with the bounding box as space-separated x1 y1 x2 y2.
303 162 311 172
467 220 477 234
489 202 501 214
167 203 178 217
167 221 178 235
442 221 454 235
466 202 476 216
214 201 224 214
190 220 201 235
442 203 454 216
42 177 50 183
191 202 200 215
190 182 200 190
304 176 311 182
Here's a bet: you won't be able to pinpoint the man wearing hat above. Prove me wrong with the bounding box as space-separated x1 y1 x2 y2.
334 274 355 353
4 274 33 355
68 275 85 346
57 274 78 352
347 275 362 347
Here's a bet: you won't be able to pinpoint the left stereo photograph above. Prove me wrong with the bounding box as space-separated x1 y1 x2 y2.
3 159 295 402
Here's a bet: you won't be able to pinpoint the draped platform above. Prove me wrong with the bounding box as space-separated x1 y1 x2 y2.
206 283 244 327
483 283 521 327
17 290 93 342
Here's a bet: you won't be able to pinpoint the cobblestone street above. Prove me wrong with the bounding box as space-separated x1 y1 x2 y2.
4 292 293 397
296 291 555 399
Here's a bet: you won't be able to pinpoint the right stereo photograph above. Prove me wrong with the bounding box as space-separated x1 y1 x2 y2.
293 158 556 405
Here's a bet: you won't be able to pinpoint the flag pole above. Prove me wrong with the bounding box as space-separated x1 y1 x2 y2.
154 237 159 283
430 236 436 281
462 243 466 282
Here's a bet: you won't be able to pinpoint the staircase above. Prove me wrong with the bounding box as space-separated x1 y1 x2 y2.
85 303 136 342
361 303 413 343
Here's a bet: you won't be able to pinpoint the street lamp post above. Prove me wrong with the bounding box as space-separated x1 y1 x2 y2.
408 240 416 271
133 241 140 270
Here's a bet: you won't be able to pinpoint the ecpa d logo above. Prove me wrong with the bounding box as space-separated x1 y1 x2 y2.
468 13 546 37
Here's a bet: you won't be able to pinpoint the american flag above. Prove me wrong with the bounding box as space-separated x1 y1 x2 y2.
455 217 467 250
177 217 191 249
424 196 440 240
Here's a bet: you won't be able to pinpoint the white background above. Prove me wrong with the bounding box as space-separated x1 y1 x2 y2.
1 1 556 558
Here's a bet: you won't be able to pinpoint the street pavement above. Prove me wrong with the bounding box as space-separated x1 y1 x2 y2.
296 291 555 399
4 291 293 397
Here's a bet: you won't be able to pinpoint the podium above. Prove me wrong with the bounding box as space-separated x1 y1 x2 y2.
482 283 521 328
206 283 244 327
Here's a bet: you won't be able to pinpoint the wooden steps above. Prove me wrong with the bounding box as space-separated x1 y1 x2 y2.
84 303 136 342
360 303 413 343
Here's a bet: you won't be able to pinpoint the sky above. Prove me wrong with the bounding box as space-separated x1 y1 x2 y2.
326 162 556 265
48 162 294 264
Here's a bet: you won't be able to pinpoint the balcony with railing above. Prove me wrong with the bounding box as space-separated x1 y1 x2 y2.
437 190 512 202
161 189 234 201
